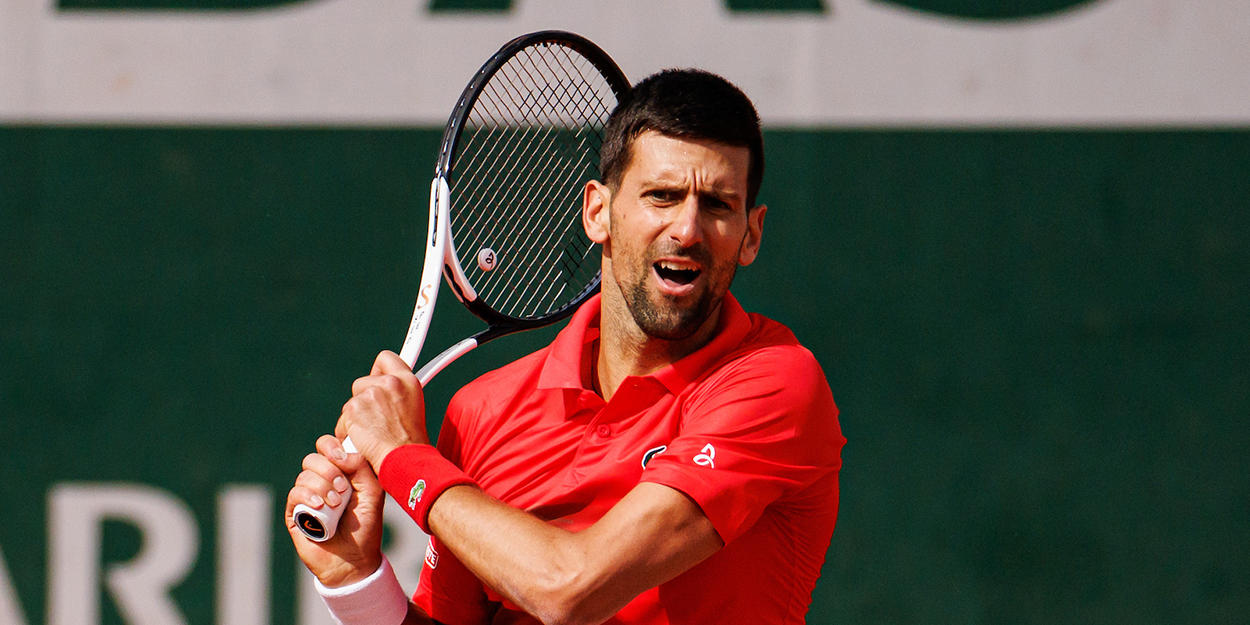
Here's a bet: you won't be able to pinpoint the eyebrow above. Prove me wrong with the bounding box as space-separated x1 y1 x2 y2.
643 178 744 203
697 189 743 208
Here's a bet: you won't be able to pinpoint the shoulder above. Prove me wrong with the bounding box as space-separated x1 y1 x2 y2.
707 313 830 397
447 347 549 417
642 312 843 541
436 346 552 465
679 313 838 437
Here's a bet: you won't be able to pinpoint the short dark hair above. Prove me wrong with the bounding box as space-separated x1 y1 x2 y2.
599 69 765 208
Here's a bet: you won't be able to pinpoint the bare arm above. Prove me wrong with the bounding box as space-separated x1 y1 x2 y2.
428 481 722 625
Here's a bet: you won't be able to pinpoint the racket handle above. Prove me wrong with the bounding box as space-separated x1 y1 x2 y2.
292 437 358 542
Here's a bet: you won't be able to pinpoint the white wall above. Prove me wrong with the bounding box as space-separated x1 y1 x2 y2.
1 0 1247 126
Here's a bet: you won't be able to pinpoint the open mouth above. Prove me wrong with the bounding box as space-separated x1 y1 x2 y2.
654 261 701 287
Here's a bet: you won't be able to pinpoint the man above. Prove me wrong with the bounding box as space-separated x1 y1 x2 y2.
286 69 844 625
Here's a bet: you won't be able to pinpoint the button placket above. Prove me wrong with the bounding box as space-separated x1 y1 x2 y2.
567 377 665 485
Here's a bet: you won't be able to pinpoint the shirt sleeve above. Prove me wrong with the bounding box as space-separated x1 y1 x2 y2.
639 344 844 544
411 536 493 625
408 406 495 624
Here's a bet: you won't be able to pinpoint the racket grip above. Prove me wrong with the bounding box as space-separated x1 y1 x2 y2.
292 437 358 542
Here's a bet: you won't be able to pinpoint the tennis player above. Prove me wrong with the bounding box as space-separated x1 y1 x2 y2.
286 69 844 625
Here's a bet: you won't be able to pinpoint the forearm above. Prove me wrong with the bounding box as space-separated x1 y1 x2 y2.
429 486 593 624
427 483 721 625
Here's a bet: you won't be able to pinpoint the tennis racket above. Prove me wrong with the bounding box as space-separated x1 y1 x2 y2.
294 30 629 541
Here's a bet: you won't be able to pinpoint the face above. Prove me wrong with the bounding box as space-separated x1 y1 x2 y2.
584 131 766 341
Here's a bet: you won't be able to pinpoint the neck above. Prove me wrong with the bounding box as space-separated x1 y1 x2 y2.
593 284 723 402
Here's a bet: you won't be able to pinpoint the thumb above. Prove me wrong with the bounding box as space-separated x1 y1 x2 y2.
348 457 381 495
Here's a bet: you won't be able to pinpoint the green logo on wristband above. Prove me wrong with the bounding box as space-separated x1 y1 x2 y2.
408 479 427 509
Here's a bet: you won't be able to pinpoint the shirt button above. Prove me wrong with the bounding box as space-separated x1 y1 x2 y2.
596 424 612 437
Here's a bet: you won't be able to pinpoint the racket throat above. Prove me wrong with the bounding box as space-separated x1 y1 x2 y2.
415 336 481 385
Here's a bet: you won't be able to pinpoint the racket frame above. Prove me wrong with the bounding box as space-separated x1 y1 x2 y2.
293 30 627 542
411 30 627 382
431 31 628 328
291 175 450 542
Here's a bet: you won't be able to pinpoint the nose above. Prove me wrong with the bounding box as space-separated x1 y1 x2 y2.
666 193 704 247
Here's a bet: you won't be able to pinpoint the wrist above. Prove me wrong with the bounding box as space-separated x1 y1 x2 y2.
365 439 403 471
314 556 408 625
315 555 384 589
345 432 408 471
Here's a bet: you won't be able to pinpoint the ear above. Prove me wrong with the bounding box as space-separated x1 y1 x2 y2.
583 180 612 245
737 205 767 266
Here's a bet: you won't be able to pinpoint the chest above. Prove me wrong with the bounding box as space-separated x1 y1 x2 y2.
456 379 683 530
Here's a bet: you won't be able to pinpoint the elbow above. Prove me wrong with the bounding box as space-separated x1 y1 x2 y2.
534 606 604 625
533 610 588 625
524 569 612 625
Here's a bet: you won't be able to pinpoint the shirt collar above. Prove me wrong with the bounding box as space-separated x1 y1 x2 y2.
651 292 752 394
536 294 602 391
536 292 753 396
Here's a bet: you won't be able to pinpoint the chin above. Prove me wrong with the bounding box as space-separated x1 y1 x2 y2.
635 295 715 341
619 270 724 342
640 320 702 341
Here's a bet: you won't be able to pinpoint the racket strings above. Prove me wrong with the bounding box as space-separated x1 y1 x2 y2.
464 133 597 316
449 43 614 320
457 122 596 293
494 136 600 306
456 67 601 254
490 48 609 302
481 129 599 311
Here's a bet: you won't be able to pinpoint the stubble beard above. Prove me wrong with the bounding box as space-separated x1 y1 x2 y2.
618 241 737 342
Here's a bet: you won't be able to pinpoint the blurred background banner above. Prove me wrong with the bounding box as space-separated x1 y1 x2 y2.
3 0 1249 126
1 1 1247 624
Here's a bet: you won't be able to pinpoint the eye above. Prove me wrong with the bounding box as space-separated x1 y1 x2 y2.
702 196 732 212
646 189 681 204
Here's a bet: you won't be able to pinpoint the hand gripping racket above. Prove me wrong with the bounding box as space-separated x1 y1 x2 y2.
293 31 629 541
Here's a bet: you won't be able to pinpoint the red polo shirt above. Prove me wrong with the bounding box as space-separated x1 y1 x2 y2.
412 293 843 624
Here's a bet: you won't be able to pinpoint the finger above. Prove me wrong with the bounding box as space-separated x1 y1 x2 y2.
293 468 346 508
305 455 355 492
351 373 387 397
354 362 416 397
317 434 365 472
285 483 330 517
345 456 381 492
372 350 412 377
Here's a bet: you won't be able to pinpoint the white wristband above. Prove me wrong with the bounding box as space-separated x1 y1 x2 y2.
314 556 408 625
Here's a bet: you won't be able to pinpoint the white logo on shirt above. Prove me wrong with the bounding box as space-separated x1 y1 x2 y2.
693 443 716 468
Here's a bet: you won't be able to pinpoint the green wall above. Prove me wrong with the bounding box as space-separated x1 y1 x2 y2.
2 127 1247 623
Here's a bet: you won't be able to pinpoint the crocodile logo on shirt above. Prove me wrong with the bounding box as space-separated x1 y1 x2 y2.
641 445 667 469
